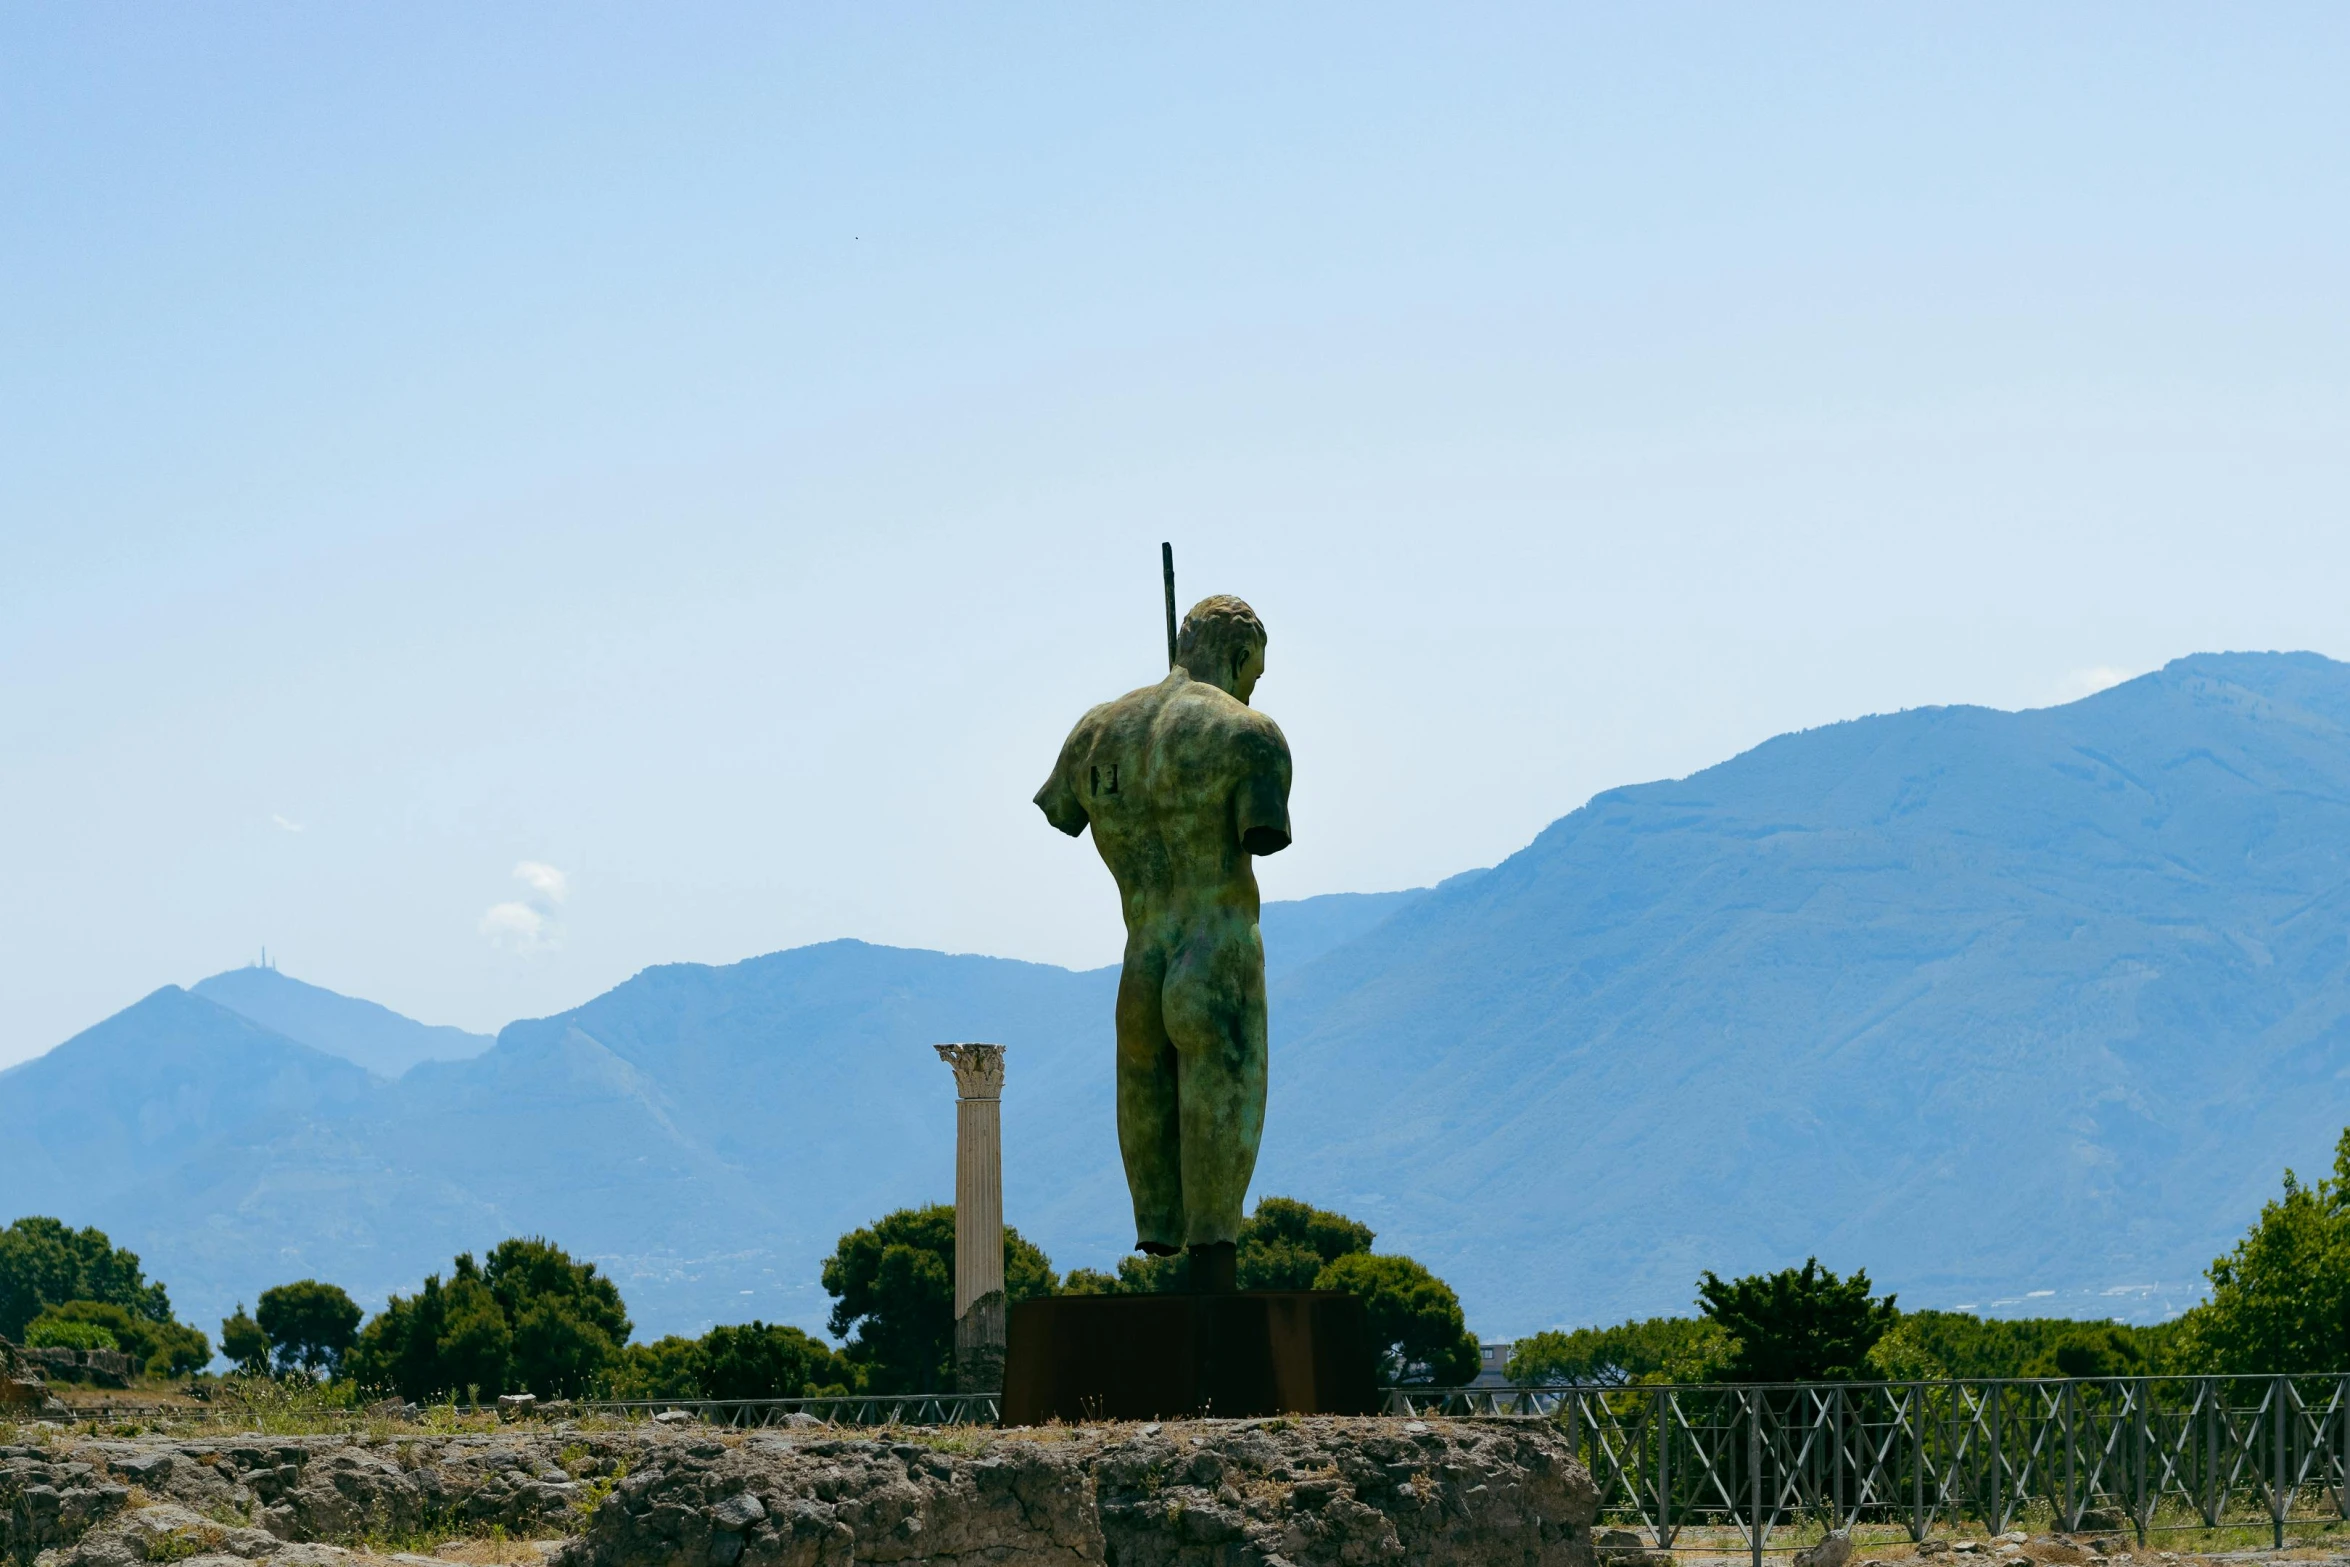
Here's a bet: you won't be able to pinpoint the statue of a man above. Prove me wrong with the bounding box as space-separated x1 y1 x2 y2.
1034 595 1292 1291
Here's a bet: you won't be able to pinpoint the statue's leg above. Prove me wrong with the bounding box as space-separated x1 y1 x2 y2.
1115 942 1185 1253
1160 923 1268 1249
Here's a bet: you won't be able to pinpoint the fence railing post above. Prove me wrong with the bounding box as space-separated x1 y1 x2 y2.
2061 1379 2076 1532
1749 1386 1765 1567
1912 1383 1925 1543
1991 1382 2004 1534
1833 1382 1846 1532
2133 1377 2148 1549
2275 1375 2289 1551
2338 1375 2348 1524
1656 1384 1672 1548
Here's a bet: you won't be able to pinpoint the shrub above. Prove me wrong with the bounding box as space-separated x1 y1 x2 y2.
25 1314 117 1352
27 1299 212 1376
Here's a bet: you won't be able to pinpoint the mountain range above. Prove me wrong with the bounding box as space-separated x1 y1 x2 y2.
7 651 2349 1350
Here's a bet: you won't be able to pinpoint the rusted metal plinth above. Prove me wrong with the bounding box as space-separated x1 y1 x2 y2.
1000 1290 1378 1425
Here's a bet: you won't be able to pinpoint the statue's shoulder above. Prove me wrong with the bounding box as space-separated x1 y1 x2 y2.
1061 680 1155 736
1160 683 1290 754
1084 674 1189 727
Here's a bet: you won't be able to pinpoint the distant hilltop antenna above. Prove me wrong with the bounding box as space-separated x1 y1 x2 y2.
1161 542 1177 669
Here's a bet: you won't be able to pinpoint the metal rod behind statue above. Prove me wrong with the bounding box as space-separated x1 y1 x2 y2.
1162 542 1178 669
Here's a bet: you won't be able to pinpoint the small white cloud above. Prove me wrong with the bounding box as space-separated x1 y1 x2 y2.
272 814 306 834
514 861 569 905
2055 666 2132 703
479 901 550 951
480 861 570 954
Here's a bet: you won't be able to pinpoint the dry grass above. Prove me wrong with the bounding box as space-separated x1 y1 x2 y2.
422 1538 562 1564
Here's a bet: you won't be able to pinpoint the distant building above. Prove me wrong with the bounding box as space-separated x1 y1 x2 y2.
1471 1338 1515 1387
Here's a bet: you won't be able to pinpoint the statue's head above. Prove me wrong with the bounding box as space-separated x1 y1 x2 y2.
1176 595 1267 703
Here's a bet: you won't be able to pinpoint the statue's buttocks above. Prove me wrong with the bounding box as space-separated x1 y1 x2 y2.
1035 596 1291 1272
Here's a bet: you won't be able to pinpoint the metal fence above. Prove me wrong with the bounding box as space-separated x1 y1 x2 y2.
574 1375 2350 1562
1385 1376 2350 1561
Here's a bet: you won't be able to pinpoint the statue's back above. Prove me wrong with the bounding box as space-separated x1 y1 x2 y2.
1037 672 1291 911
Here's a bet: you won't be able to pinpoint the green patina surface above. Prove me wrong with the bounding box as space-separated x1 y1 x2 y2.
1035 595 1293 1256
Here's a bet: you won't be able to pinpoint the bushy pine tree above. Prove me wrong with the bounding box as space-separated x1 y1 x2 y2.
1697 1258 1898 1382
255 1281 363 1376
1315 1252 1480 1385
347 1238 630 1400
821 1205 1057 1393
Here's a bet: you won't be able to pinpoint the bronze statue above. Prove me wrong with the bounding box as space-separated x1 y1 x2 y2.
1035 594 1291 1292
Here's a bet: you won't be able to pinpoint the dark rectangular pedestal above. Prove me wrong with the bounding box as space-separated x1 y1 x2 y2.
1000 1290 1378 1425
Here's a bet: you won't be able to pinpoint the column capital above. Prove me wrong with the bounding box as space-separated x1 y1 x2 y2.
935 1041 1006 1100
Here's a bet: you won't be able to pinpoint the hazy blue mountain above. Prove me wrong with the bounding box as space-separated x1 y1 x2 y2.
194 966 493 1078
1254 650 2350 1328
12 650 2350 1349
0 987 376 1218
1260 887 1437 977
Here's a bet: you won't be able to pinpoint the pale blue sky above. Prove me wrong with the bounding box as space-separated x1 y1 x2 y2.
6 5 2350 1066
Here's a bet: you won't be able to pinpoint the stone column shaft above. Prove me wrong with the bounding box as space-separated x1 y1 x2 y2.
935 1042 1006 1392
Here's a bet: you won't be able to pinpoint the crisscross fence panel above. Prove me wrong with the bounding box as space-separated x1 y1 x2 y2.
1385 1376 2350 1561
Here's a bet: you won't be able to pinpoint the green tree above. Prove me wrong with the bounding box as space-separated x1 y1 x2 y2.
255 1281 363 1376
1315 1252 1480 1385
483 1238 631 1397
221 1303 271 1374
437 1264 516 1398
822 1205 1058 1393
0 1217 172 1339
350 1260 514 1402
699 1321 847 1399
2171 1129 2350 1374
1697 1258 1898 1382
604 1335 705 1399
144 1318 213 1377
1508 1316 1733 1386
347 1238 626 1401
1863 1311 2174 1380
1066 1197 1376 1295
28 1300 211 1377
1239 1197 1374 1289
1861 1315 1953 1380
2030 1324 2148 1380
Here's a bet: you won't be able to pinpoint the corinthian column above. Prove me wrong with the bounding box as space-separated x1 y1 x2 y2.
934 1042 1007 1392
